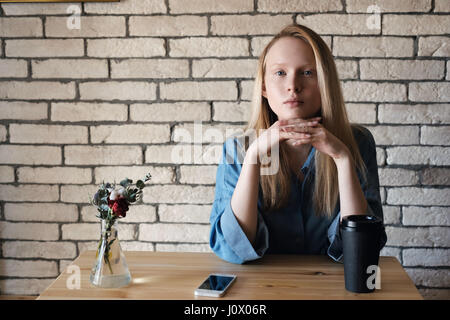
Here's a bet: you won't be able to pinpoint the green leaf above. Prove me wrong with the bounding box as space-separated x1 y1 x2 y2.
144 173 152 182
136 180 145 189
120 178 132 187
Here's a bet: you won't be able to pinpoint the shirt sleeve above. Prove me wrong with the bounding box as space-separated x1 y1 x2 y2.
327 127 388 263
209 137 269 264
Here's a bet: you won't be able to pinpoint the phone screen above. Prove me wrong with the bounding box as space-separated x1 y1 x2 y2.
198 275 235 291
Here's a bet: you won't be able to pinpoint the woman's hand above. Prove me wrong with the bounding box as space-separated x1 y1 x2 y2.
279 119 350 162
247 117 321 165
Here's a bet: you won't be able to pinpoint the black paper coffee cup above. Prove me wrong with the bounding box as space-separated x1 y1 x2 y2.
341 214 383 293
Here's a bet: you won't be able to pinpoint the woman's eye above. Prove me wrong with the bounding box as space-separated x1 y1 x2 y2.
304 70 313 76
275 70 286 76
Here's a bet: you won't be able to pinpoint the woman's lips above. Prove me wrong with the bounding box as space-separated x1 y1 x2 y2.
284 100 303 107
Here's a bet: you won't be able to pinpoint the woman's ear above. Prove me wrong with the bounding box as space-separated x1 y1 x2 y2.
262 82 267 98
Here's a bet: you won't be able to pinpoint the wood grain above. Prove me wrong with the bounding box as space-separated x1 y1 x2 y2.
37 251 423 300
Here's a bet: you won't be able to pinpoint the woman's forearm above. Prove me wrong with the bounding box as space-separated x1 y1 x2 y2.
334 154 368 222
230 147 260 246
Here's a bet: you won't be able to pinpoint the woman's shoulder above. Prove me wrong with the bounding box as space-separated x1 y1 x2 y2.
350 124 376 151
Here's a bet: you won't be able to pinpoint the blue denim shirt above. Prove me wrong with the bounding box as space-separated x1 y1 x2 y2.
209 125 387 264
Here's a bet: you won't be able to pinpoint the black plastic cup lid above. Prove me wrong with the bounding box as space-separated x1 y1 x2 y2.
341 214 382 228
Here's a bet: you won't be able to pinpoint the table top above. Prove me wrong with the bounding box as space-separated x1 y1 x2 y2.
38 251 422 300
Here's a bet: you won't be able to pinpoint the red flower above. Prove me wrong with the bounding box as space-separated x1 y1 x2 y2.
107 197 129 217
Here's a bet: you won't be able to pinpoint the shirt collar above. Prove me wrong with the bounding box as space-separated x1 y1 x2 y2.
301 146 316 174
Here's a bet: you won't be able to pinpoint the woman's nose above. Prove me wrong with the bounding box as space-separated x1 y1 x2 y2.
287 76 301 93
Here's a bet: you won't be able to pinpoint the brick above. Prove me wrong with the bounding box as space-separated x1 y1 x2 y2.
172 123 244 144
0 166 14 182
5 203 78 222
345 103 376 124
258 0 342 12
192 59 257 78
0 221 59 240
240 80 254 100
435 0 450 12
130 102 210 122
65 145 142 165
110 59 189 79
376 147 385 166
10 124 87 144
421 126 450 145
378 168 419 186
333 37 414 57
335 60 358 80
121 241 155 252
383 15 450 35
0 59 27 78
145 144 222 165
2 241 77 259
418 36 450 57
0 278 53 295
360 59 445 80
129 15 207 36
51 102 127 122
421 168 450 186
346 0 431 12
341 82 407 102
385 226 449 247
169 0 253 13
1 3 80 15
403 206 450 226
62 222 135 240
409 82 450 102
18 167 91 184
45 16 125 38
0 145 61 165
0 81 75 100
143 185 215 204
380 247 401 262
85 0 166 14
403 249 450 267
0 259 58 277
382 205 401 225
387 187 450 206
139 223 209 242
0 185 59 202
79 81 156 101
94 165 174 185
0 101 47 120
82 205 157 223
213 101 251 122
367 125 419 145
158 204 211 223
32 59 108 79
5 39 84 58
87 38 165 58
91 124 170 144
0 125 6 142
0 17 42 37
211 14 292 35
169 37 248 57
179 165 217 184
160 81 237 101
406 268 450 287
156 243 211 252
378 104 450 124
387 146 450 165
297 14 379 35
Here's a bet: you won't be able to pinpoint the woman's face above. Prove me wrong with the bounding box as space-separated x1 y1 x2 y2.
263 36 322 121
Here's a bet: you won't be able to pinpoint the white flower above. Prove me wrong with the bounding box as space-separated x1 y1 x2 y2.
109 189 120 200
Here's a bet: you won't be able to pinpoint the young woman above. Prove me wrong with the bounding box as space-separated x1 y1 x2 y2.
209 24 387 264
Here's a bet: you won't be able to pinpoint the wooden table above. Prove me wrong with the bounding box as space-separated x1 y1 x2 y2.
37 251 422 300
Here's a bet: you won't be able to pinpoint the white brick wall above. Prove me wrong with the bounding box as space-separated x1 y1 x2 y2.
0 0 448 300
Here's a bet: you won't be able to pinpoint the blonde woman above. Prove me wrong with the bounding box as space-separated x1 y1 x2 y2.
209 24 387 264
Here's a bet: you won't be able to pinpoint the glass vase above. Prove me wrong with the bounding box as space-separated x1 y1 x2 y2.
90 219 131 288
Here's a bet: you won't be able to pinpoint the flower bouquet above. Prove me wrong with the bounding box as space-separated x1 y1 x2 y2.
89 173 151 288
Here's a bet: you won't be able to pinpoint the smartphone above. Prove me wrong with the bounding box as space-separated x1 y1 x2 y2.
194 273 237 297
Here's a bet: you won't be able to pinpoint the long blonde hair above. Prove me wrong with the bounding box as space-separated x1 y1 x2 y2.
245 23 367 217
